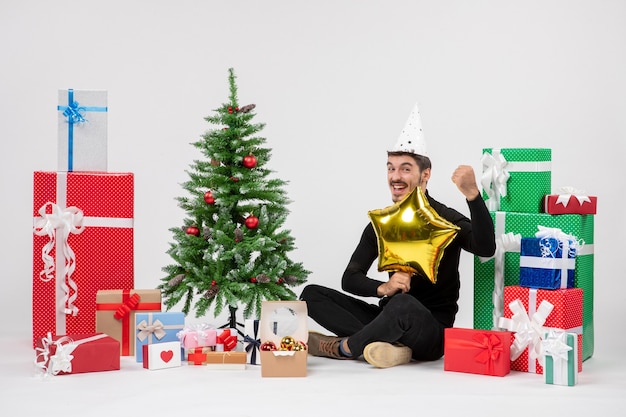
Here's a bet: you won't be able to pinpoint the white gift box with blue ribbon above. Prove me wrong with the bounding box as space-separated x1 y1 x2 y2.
57 89 108 172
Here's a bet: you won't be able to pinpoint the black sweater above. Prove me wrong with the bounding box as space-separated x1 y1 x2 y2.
341 192 496 328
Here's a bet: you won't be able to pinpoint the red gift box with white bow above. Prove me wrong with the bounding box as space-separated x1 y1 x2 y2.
543 187 597 215
498 286 583 374
32 171 134 347
35 332 120 376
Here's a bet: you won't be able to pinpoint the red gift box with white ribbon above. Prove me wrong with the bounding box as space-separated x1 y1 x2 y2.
35 332 120 376
543 187 597 215
32 171 134 347
498 286 583 374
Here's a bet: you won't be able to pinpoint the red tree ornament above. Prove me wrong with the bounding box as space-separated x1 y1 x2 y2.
249 277 257 283
245 215 259 229
204 191 215 204
243 154 257 168
186 225 200 236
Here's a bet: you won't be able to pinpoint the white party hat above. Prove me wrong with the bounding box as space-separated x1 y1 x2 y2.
390 103 428 156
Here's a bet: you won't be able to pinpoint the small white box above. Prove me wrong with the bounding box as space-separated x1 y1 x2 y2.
57 89 108 172
142 341 182 370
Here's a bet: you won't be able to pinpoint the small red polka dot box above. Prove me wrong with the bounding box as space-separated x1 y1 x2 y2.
32 171 134 348
498 286 583 374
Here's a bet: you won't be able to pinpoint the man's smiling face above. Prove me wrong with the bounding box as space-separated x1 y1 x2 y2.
387 154 430 203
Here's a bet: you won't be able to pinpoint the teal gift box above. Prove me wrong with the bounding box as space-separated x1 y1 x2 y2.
544 331 579 386
135 312 185 362
473 211 594 361
481 148 551 213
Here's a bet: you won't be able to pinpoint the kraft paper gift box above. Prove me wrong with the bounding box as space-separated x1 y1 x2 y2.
177 324 217 349
204 351 247 370
543 330 579 386
32 171 134 347
473 211 594 361
481 148 551 213
543 187 597 215
519 235 576 290
135 311 185 362
57 89 108 172
244 319 262 365
498 286 583 374
260 301 308 377
96 289 162 356
142 341 182 370
35 333 120 376
444 328 512 377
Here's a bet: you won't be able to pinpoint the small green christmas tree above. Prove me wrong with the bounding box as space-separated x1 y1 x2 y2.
159 68 310 323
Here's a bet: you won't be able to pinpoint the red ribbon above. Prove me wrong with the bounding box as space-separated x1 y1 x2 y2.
96 290 161 355
187 348 208 365
447 332 504 375
113 293 141 320
217 329 238 351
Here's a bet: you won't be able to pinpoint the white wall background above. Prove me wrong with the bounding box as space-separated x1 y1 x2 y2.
1 0 624 357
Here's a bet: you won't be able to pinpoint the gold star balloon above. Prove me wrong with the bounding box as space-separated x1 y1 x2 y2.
367 187 460 284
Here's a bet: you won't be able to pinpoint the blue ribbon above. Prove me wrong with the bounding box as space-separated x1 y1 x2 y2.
57 89 107 171
244 320 261 365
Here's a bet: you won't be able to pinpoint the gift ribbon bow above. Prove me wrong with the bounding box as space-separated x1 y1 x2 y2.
113 293 141 320
543 330 572 362
481 150 510 211
60 95 87 124
33 202 85 316
498 298 553 371
244 320 261 365
472 333 504 373
177 323 215 346
136 319 166 342
216 329 237 351
535 226 582 256
480 231 521 329
555 186 592 208
35 333 107 376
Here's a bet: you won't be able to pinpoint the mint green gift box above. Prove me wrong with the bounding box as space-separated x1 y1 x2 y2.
482 148 551 213
473 211 594 360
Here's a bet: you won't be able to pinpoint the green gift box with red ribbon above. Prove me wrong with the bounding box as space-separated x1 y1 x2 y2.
96 289 162 356
473 211 594 361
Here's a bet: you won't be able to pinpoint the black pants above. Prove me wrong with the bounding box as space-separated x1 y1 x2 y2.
300 284 445 361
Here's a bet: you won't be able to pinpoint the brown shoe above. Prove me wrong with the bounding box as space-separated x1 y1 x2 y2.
307 331 348 359
363 342 412 368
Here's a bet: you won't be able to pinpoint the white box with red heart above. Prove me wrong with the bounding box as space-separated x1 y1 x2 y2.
142 341 182 370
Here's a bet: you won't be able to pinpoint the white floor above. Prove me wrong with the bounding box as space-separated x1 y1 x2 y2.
2 333 624 416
